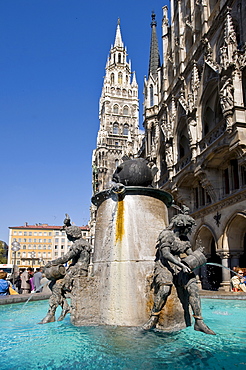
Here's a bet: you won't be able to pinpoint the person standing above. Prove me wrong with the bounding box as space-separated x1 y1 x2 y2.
21 267 32 294
15 270 23 294
34 268 43 293
29 268 35 292
0 272 10 296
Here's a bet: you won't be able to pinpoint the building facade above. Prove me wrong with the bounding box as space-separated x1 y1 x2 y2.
8 223 90 269
143 1 246 290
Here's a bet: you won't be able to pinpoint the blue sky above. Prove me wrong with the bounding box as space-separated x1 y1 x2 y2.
0 0 168 243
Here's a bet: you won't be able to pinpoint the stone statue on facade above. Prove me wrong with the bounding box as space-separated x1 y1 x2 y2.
220 77 234 112
143 206 215 335
39 215 91 324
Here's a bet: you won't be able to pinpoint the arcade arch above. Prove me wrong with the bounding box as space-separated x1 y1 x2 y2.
195 225 222 290
224 212 246 268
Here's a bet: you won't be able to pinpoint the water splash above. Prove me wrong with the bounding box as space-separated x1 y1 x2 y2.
206 262 241 276
21 281 49 310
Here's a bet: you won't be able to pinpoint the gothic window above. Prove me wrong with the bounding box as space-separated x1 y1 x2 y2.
111 73 114 85
209 0 218 14
185 29 193 54
194 184 211 209
194 6 202 40
128 89 132 96
118 72 123 84
123 124 129 136
118 53 121 63
223 159 240 195
150 85 154 106
126 75 128 84
123 106 129 115
168 63 174 85
113 122 119 135
242 68 246 107
113 104 119 114
179 134 189 159
203 87 223 136
177 118 190 161
115 159 119 168
241 165 246 186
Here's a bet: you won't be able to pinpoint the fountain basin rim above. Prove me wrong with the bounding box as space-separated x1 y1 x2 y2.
91 186 173 208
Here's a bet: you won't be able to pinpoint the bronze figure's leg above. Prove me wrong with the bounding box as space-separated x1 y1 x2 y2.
39 280 65 324
57 291 70 321
142 285 171 330
186 282 216 335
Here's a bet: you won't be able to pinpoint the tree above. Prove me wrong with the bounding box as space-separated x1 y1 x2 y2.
0 241 8 263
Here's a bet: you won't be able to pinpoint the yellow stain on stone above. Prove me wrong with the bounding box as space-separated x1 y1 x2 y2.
115 199 125 244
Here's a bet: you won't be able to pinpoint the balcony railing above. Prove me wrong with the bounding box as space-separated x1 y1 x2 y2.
199 120 226 153
175 152 192 173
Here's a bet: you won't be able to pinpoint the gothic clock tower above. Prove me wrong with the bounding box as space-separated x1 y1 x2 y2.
92 20 141 194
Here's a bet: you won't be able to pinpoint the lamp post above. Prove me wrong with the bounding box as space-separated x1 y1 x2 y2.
11 241 20 287
31 251 35 268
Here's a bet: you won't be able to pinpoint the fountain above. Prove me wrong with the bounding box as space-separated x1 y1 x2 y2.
1 158 246 368
34 158 218 334
0 298 246 369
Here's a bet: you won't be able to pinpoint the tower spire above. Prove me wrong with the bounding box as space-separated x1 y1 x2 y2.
114 19 123 48
148 11 160 79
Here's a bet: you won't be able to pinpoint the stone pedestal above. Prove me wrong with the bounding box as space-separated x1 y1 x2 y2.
71 186 191 330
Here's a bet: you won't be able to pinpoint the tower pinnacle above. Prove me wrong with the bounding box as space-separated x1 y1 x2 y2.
148 12 160 79
114 20 123 48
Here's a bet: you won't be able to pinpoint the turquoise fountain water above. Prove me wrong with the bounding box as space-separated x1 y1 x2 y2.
1 298 246 369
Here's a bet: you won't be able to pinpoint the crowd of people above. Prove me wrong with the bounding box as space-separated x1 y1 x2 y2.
0 267 44 296
231 267 246 292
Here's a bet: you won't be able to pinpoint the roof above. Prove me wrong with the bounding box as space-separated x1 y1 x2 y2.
9 224 90 231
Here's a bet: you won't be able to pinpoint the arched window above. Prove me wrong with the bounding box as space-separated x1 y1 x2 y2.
123 124 129 136
209 0 217 14
242 68 246 106
118 53 121 63
123 106 129 115
179 135 189 159
177 117 191 161
126 75 128 84
113 104 119 114
150 85 154 106
113 122 119 135
185 29 193 54
203 87 223 136
118 72 123 85
110 73 114 85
